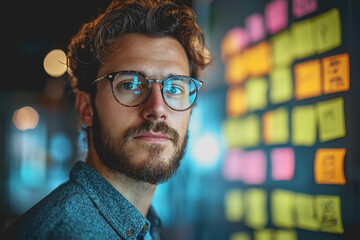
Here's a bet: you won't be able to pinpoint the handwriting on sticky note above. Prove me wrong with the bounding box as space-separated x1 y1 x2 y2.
315 195 344 233
246 13 265 43
323 53 350 94
246 77 268 111
265 0 288 34
291 105 316 146
313 8 341 54
271 148 295 181
314 148 346 184
294 59 322 100
245 188 268 229
291 19 316 59
227 86 247 117
222 27 250 60
296 193 319 231
271 189 296 228
270 66 293 104
225 189 244 222
316 97 346 142
292 0 318 18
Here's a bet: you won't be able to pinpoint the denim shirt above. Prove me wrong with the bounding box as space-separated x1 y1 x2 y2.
2 162 163 240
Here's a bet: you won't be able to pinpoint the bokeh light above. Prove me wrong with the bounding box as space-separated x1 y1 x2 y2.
12 106 40 130
43 49 67 77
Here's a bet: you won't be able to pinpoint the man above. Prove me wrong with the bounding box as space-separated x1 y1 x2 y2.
2 0 211 239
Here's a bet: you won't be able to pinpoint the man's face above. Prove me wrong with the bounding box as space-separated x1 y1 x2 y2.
91 33 191 184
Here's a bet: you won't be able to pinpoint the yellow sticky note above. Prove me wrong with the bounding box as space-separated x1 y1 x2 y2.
291 19 316 59
313 8 341 54
263 108 289 145
315 195 344 233
291 105 316 146
254 229 273 240
225 189 244 222
296 193 319 231
274 230 297 240
225 54 248 84
270 66 293 104
247 41 273 77
230 232 251 240
246 77 268 111
323 53 350 94
316 97 346 142
271 30 294 66
271 189 296 228
245 188 268 229
314 148 346 185
294 59 322 100
227 86 247 117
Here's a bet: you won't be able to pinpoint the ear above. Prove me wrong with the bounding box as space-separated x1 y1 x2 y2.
76 91 93 127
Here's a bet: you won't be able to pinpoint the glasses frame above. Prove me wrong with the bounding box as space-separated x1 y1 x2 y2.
92 71 204 111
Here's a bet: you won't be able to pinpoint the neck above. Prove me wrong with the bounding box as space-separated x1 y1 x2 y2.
85 147 156 217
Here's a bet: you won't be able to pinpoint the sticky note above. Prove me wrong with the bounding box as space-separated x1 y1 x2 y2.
271 189 296 228
291 105 317 146
294 59 322 100
246 77 268 111
315 195 344 233
265 0 288 34
246 13 265 43
316 97 346 142
223 149 245 181
247 42 273 77
291 19 316 59
271 30 294 66
274 230 297 240
227 86 247 117
225 53 248 84
322 53 350 94
254 229 273 240
242 150 267 185
225 189 244 222
245 188 268 229
270 66 293 104
313 8 341 54
222 27 250 60
230 232 251 240
263 108 289 145
271 148 295 181
292 0 318 18
296 193 319 231
314 148 346 185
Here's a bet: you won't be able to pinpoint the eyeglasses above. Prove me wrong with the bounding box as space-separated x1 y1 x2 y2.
92 71 204 111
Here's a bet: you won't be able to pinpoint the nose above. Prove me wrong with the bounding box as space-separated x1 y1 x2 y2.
141 84 168 121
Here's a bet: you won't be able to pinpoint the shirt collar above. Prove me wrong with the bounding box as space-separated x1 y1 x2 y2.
70 161 156 239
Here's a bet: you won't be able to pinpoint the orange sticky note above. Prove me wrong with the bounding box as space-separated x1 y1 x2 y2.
225 54 248 84
294 59 322 100
314 148 346 185
247 41 272 77
322 53 350 94
227 86 247 117
222 27 250 60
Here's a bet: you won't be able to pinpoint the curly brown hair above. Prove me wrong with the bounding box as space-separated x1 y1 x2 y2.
67 0 212 95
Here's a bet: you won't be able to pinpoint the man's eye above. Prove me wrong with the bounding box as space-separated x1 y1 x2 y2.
165 86 183 95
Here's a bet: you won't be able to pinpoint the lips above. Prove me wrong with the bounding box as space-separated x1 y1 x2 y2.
134 132 171 142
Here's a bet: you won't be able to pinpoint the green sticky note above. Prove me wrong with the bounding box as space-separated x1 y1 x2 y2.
313 8 341 54
274 230 297 240
316 97 346 142
245 114 261 147
225 189 244 222
291 19 316 59
271 189 296 228
230 232 251 240
270 66 293 104
292 105 316 146
246 77 268 111
315 195 344 233
254 229 273 240
245 188 268 229
271 30 294 66
296 193 319 231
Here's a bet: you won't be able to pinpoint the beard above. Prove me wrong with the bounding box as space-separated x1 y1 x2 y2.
91 112 188 185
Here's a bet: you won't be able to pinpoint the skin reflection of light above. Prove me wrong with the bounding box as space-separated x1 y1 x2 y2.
12 106 40 130
43 49 67 77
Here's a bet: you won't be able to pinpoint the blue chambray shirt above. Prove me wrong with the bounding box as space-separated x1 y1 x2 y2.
2 162 163 240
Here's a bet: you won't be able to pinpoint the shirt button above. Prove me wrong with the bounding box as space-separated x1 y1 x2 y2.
142 224 148 232
126 229 133 236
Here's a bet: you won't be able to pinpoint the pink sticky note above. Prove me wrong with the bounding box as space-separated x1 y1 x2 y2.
245 13 265 43
223 149 246 181
292 0 317 18
242 150 267 184
271 148 295 180
265 0 288 34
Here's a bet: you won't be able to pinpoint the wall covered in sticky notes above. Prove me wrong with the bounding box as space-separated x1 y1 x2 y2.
217 0 360 239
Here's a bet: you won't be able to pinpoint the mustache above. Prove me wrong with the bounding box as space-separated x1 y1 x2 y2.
123 121 180 145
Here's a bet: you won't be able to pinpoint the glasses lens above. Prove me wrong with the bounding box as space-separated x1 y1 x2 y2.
163 76 198 110
112 72 149 106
